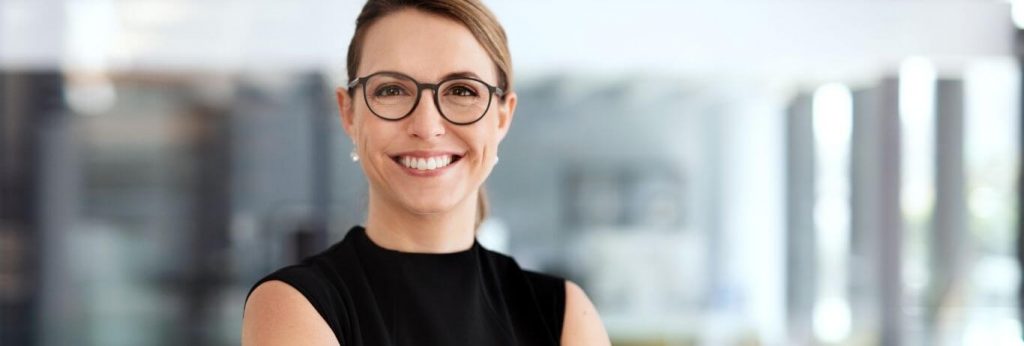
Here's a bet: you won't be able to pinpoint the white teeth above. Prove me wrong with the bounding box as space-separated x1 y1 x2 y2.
400 155 454 171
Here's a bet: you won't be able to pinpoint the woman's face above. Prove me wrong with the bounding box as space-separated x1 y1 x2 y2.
337 9 516 217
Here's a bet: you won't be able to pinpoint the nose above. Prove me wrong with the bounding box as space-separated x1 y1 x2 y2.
406 87 446 139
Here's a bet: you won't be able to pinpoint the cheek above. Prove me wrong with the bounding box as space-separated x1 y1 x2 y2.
353 122 398 172
355 114 393 144
464 131 501 173
463 127 498 154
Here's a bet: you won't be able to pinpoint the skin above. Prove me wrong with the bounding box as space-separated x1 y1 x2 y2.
242 8 610 345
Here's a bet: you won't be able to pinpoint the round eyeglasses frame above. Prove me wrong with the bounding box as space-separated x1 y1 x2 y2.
347 71 506 126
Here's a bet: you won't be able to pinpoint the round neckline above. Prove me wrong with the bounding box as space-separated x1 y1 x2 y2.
353 225 479 258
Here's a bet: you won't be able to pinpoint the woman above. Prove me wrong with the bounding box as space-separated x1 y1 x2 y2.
241 0 610 345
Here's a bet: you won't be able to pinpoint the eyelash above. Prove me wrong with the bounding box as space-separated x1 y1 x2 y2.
375 85 407 97
447 85 478 97
371 81 482 98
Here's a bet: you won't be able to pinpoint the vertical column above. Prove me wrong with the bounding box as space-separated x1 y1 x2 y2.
785 93 816 344
0 72 66 346
297 73 332 259
850 87 882 342
1015 25 1024 339
929 80 966 341
1015 27 1024 338
185 103 232 345
878 77 905 346
849 79 905 345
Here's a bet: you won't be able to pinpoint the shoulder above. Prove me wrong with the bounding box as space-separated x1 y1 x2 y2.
522 270 565 296
242 230 361 345
561 279 611 346
242 279 338 345
479 248 609 344
242 256 348 345
520 269 567 336
482 251 562 303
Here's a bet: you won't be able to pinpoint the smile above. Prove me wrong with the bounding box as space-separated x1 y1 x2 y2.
390 153 464 174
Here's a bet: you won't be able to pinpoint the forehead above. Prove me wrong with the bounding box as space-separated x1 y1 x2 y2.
358 9 497 83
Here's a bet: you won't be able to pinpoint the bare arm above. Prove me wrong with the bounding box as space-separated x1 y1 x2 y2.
560 280 611 346
242 280 340 346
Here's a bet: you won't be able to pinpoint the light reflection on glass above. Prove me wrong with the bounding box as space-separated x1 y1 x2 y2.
962 58 1021 346
811 82 853 344
898 57 937 300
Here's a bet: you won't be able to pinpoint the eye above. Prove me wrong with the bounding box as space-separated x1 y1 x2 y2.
374 85 407 97
447 85 479 97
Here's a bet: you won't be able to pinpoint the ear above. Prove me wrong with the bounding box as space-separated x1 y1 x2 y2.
336 87 357 139
495 91 517 143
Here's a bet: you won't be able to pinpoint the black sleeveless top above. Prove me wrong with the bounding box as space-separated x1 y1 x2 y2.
246 226 566 345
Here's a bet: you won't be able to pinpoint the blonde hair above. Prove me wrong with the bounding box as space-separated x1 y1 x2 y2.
346 0 512 230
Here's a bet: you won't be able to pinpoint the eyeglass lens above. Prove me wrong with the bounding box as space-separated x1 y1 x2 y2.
364 74 491 124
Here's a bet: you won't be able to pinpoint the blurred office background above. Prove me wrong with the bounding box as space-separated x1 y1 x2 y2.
0 0 1021 345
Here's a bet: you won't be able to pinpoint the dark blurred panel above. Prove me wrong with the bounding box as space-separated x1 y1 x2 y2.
184 102 232 345
0 71 66 346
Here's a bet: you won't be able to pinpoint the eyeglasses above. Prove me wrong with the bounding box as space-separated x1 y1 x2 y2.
347 71 505 125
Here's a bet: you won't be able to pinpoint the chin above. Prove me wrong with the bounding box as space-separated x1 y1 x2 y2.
400 193 466 215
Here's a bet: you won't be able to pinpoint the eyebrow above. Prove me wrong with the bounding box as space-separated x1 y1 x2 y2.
373 70 486 82
440 71 483 81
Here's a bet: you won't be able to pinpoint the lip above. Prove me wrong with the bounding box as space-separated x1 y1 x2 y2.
389 150 465 177
390 150 465 158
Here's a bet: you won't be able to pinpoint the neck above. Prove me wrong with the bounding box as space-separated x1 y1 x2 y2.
363 189 477 253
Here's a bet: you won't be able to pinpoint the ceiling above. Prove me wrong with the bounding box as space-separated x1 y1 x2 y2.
0 0 1016 82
